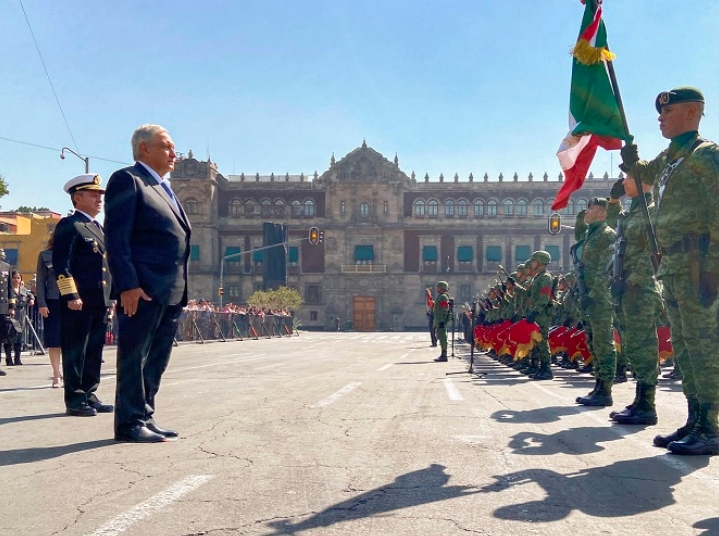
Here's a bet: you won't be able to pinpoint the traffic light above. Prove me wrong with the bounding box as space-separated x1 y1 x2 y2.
318 230 324 243
309 226 319 245
548 213 561 235
218 287 224 296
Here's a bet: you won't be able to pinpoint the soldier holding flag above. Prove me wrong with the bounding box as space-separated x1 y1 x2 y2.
621 87 719 455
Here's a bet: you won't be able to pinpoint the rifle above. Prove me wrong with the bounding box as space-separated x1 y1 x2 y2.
611 212 628 317
575 260 590 311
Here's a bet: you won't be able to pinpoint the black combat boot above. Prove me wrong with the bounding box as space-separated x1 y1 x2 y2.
667 402 719 455
614 363 628 383
613 384 658 425
576 378 600 404
4 344 12 366
654 396 699 448
610 382 639 420
532 362 554 381
577 361 594 374
576 380 613 406
13 344 22 366
434 351 448 362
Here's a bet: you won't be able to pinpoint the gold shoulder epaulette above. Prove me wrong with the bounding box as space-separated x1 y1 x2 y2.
57 275 78 296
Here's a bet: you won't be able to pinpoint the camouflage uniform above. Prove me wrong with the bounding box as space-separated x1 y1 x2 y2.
627 94 719 453
606 195 664 424
432 281 452 361
573 205 617 405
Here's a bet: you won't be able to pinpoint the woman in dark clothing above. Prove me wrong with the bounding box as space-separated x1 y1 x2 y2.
4 271 34 366
36 238 62 387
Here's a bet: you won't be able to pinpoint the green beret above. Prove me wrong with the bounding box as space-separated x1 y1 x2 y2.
588 197 608 209
436 280 449 291
655 87 704 113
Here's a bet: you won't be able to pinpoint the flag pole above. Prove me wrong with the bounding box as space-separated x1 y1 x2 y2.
588 0 661 273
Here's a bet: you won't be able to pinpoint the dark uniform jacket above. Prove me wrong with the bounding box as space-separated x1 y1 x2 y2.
35 249 60 307
52 212 112 308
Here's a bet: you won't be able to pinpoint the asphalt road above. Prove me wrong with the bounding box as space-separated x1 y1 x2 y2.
0 332 717 536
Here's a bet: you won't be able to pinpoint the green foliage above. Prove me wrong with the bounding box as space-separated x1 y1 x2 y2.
247 286 303 311
14 205 50 213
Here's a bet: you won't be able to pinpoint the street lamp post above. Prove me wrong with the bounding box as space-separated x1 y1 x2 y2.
60 147 89 173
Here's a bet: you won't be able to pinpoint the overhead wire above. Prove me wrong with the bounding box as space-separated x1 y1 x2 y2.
0 136 131 167
18 0 79 152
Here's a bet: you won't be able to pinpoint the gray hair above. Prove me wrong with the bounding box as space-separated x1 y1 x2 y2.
131 124 167 161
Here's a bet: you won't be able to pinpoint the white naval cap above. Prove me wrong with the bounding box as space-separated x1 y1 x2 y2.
63 174 105 194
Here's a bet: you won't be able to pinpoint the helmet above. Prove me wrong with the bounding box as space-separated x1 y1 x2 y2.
436 280 449 292
530 250 552 265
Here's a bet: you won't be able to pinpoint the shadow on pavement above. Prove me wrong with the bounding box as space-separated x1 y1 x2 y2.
264 463 479 535
0 439 116 467
695 517 719 535
506 425 641 456
491 406 580 424
0 412 66 426
480 455 709 522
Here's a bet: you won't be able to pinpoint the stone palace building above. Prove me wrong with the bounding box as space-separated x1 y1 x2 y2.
170 142 626 331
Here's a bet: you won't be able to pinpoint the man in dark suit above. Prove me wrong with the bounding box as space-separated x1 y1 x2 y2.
53 174 113 416
105 124 191 443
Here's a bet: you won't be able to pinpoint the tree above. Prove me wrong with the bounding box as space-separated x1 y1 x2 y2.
14 205 50 213
247 286 303 311
0 174 8 207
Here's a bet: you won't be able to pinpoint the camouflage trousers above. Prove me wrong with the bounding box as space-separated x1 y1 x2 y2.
583 294 617 383
435 324 448 352
662 273 719 404
532 316 551 366
617 286 663 385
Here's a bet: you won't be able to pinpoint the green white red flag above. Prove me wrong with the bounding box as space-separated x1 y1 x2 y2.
553 0 629 211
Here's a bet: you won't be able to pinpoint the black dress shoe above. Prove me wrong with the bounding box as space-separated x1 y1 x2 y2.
114 424 167 443
0 369 6 376
146 422 179 438
89 401 114 413
66 404 97 417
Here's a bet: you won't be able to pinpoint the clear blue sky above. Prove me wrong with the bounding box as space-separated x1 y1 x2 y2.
2 0 718 214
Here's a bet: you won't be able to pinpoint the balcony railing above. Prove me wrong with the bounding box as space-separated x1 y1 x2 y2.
341 264 387 274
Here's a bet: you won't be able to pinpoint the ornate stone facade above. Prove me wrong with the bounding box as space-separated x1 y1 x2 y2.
170 143 624 331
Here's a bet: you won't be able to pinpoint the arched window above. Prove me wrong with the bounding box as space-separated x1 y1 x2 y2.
229 199 242 217
273 199 285 216
261 199 272 216
244 200 256 217
487 200 498 217
504 199 515 215
517 199 527 216
291 200 302 216
414 199 426 216
458 199 468 217
474 199 485 216
445 199 455 216
303 199 315 216
359 201 370 216
428 199 439 217
576 199 588 213
533 199 545 216
560 200 574 216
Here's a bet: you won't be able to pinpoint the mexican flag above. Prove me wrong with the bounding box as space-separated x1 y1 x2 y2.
553 0 629 211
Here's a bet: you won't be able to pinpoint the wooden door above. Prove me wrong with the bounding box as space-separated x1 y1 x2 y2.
353 296 376 332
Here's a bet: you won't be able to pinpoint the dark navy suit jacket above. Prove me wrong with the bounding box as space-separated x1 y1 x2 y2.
52 211 112 308
104 163 191 307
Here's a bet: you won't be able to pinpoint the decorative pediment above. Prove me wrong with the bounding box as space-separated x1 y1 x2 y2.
321 141 410 183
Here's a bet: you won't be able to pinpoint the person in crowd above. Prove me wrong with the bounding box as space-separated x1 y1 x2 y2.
0 250 12 377
36 237 63 387
4 271 34 366
621 86 719 455
53 174 113 417
105 124 191 443
433 281 451 362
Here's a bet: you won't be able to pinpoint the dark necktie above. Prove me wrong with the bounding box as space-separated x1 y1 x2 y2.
160 180 179 209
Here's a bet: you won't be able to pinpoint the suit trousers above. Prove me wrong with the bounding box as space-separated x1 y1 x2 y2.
60 304 107 408
114 300 183 432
